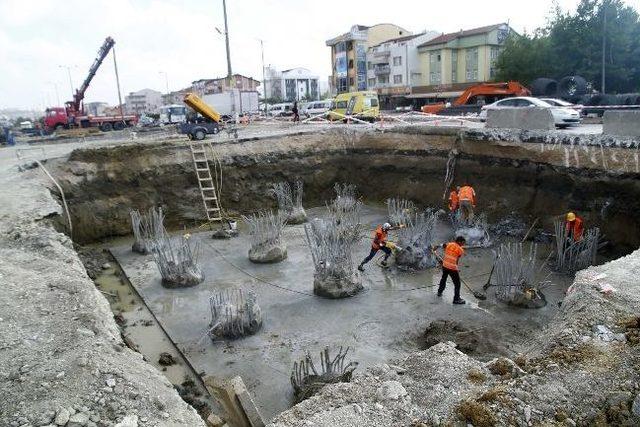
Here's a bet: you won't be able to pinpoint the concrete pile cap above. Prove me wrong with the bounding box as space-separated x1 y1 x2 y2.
486 107 555 131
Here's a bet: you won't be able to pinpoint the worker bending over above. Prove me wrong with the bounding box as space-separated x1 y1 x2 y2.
565 212 584 242
448 187 460 214
436 236 467 305
458 184 476 221
358 222 402 271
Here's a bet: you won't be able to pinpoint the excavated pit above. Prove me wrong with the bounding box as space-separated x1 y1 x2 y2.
47 127 640 421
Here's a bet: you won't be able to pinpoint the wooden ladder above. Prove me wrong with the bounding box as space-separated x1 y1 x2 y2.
189 141 222 222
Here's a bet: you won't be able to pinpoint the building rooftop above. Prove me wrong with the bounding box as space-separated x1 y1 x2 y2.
370 32 426 48
417 23 507 48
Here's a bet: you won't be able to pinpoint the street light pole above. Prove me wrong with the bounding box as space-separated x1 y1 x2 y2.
222 0 232 78
159 71 169 93
59 65 75 97
47 81 61 106
259 39 267 113
601 1 607 94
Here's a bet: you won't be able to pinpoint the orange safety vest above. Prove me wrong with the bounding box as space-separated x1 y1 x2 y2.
442 242 464 271
566 217 584 241
458 186 476 205
448 191 459 211
372 226 388 250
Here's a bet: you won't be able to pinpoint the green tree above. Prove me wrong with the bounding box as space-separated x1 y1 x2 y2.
495 0 640 93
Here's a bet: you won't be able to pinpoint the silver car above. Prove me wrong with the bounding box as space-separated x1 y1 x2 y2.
479 96 581 128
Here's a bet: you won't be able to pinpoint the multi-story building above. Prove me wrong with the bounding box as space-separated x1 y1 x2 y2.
326 24 410 94
366 32 438 108
191 74 260 97
413 23 513 101
264 66 320 102
162 89 191 105
124 88 163 115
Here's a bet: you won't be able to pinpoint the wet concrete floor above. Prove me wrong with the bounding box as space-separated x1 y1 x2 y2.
111 205 572 421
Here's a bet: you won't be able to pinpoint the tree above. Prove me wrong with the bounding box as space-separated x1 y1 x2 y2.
495 0 640 93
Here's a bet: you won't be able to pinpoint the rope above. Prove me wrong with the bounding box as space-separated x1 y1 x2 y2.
204 240 315 297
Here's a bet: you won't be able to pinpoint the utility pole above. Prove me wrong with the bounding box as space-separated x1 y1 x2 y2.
259 38 267 113
112 45 124 120
222 0 232 78
601 1 607 94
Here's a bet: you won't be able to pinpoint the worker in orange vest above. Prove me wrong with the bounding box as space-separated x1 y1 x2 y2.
448 187 460 213
358 222 402 271
565 212 584 242
458 184 476 220
435 236 467 305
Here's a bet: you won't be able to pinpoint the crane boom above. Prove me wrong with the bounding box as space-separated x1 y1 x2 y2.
67 36 115 114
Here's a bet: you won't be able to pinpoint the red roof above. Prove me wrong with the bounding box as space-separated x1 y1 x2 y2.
417 23 506 48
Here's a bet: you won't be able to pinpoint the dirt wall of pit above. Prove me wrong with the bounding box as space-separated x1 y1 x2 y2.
49 128 640 254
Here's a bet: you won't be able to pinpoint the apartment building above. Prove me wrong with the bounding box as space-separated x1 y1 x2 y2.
326 23 410 94
191 74 261 97
124 88 163 115
366 32 438 108
412 23 513 101
264 66 320 101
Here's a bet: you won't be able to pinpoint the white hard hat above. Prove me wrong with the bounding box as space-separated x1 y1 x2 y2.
382 222 392 230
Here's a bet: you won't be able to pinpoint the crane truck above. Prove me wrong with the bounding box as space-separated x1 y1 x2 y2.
43 37 138 132
420 81 530 116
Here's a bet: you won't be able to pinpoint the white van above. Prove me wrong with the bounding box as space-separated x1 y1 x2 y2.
303 100 333 118
268 103 294 117
159 105 187 124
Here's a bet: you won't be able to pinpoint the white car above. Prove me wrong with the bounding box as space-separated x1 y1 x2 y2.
302 100 332 117
479 96 581 127
540 98 583 113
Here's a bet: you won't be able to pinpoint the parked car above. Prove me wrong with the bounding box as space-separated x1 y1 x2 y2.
479 96 581 127
302 100 332 118
539 98 583 114
268 103 294 117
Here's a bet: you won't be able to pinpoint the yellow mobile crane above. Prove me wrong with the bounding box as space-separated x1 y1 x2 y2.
180 93 222 140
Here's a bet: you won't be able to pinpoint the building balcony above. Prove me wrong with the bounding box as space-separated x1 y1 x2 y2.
374 65 391 75
372 50 390 59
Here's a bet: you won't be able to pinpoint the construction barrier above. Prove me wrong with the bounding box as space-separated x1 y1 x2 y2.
486 107 555 131
603 110 640 137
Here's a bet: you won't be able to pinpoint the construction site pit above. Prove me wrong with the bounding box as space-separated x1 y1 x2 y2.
46 125 640 423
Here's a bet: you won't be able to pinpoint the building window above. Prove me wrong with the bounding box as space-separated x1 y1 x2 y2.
393 56 402 66
368 78 376 87
411 72 422 85
349 77 354 86
429 50 441 84
337 77 348 93
451 51 458 83
348 59 354 69
490 46 500 79
393 74 402 84
367 61 372 70
465 47 479 81
378 75 389 84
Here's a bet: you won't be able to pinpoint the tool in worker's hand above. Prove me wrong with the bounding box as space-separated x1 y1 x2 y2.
483 251 499 291
431 247 487 300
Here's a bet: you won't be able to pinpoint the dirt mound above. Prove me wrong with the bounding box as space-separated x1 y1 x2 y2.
420 319 507 358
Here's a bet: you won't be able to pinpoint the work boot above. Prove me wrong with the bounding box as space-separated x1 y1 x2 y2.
357 264 364 272
453 298 466 305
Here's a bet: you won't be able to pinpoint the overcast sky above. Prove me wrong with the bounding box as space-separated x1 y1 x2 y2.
1 0 638 110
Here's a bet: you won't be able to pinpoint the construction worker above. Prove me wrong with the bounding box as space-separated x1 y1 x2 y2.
458 183 476 221
448 186 460 213
565 212 584 242
358 222 401 271
436 236 467 305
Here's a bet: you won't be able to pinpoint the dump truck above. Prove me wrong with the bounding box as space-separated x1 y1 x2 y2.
180 93 222 140
420 81 530 116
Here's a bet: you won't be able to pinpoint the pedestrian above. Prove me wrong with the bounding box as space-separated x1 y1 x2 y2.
358 222 402 271
565 212 584 242
292 101 300 123
435 236 467 305
458 183 476 221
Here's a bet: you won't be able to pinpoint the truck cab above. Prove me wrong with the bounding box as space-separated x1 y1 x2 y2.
44 107 70 130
